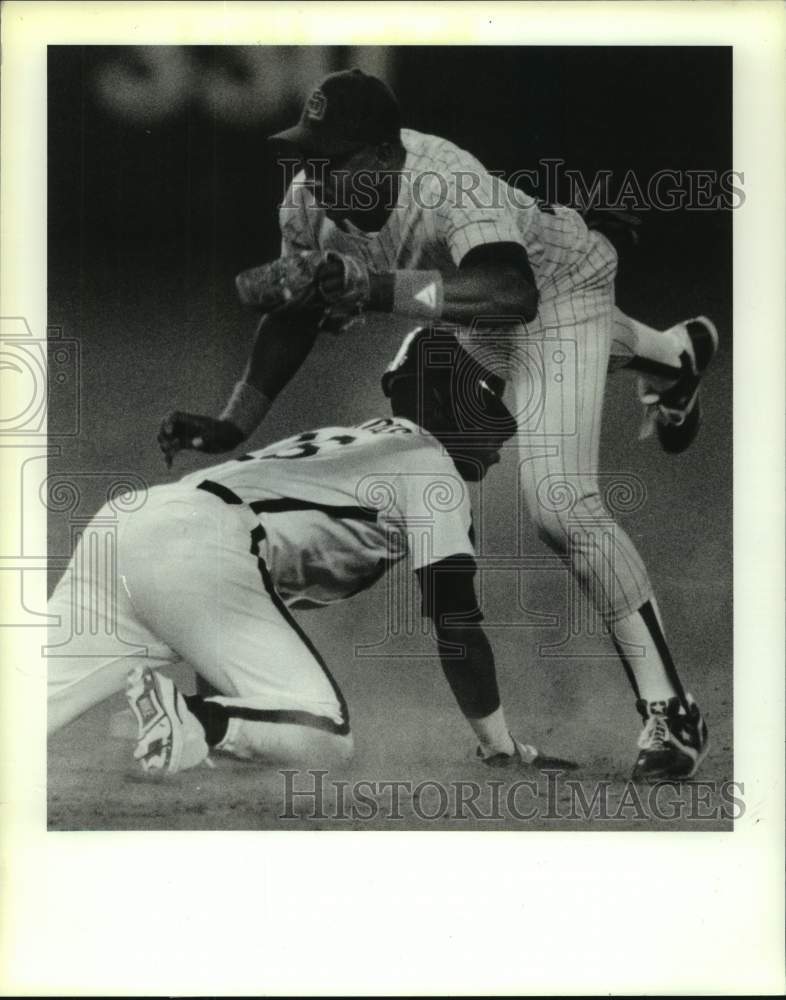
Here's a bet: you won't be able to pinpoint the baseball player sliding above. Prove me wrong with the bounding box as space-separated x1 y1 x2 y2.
160 69 715 780
48 330 576 775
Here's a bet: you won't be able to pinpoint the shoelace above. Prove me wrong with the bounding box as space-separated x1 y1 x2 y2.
637 714 670 751
637 378 693 438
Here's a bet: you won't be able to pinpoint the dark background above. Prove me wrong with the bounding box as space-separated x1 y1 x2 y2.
47 46 733 829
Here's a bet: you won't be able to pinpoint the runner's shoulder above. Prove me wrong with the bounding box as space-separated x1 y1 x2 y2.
355 416 453 468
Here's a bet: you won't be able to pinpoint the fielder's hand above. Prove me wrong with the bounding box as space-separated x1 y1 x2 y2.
582 206 642 252
480 736 579 772
235 250 371 327
158 412 245 468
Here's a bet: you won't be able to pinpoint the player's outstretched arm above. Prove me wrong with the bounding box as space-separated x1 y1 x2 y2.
235 242 539 336
158 311 320 467
417 556 578 770
415 557 516 757
239 308 321 402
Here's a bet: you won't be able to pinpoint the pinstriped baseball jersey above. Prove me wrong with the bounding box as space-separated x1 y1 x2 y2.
279 128 596 299
176 417 473 607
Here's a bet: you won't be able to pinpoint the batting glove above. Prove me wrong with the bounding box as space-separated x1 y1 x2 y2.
158 411 245 469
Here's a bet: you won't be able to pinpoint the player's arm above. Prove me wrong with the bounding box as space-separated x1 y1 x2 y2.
158 309 320 467
158 180 329 466
414 555 517 758
239 307 320 402
416 557 577 769
236 241 539 332
230 191 326 422
365 164 541 325
367 242 539 325
236 164 539 328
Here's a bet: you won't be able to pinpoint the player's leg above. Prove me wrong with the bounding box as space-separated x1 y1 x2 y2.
513 238 708 779
47 500 180 734
610 309 688 375
610 599 708 780
514 289 652 623
610 308 719 453
119 491 353 772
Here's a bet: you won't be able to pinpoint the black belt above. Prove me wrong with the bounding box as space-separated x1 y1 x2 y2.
197 480 244 505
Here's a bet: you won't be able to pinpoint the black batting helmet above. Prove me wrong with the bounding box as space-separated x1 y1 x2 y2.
381 326 518 444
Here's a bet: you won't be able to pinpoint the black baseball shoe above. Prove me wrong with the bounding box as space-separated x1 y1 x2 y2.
638 316 718 453
632 695 709 782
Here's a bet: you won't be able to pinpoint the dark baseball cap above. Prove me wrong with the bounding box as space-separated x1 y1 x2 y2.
269 68 401 156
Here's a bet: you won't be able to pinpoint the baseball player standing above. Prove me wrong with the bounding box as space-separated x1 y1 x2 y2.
161 70 714 781
49 331 575 775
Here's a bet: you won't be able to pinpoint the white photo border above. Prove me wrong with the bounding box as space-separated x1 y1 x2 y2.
1 2 784 994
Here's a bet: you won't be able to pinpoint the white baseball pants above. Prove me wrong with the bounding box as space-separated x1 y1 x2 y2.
47 485 352 764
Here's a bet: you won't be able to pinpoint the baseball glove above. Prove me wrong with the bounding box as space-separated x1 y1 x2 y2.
235 250 371 324
582 207 642 253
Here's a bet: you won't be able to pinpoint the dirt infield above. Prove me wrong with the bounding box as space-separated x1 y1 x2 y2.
49 541 734 832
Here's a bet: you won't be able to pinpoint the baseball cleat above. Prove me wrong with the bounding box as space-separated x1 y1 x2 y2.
126 666 209 775
632 694 709 782
478 736 579 771
638 316 718 453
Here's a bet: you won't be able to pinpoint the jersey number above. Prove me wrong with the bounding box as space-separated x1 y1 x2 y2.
258 431 356 461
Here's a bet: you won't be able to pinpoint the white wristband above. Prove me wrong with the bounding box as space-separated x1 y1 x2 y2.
219 381 271 438
393 270 444 318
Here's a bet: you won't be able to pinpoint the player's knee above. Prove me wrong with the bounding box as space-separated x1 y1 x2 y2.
532 509 572 554
531 486 606 555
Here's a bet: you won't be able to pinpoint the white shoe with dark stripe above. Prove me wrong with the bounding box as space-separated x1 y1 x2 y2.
126 666 209 774
638 316 719 453
478 736 579 771
632 694 709 782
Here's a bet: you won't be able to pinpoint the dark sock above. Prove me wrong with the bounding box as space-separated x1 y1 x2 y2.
638 601 689 710
185 695 230 747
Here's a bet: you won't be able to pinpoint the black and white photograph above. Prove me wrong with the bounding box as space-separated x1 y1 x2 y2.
46 42 735 832
1 2 784 996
